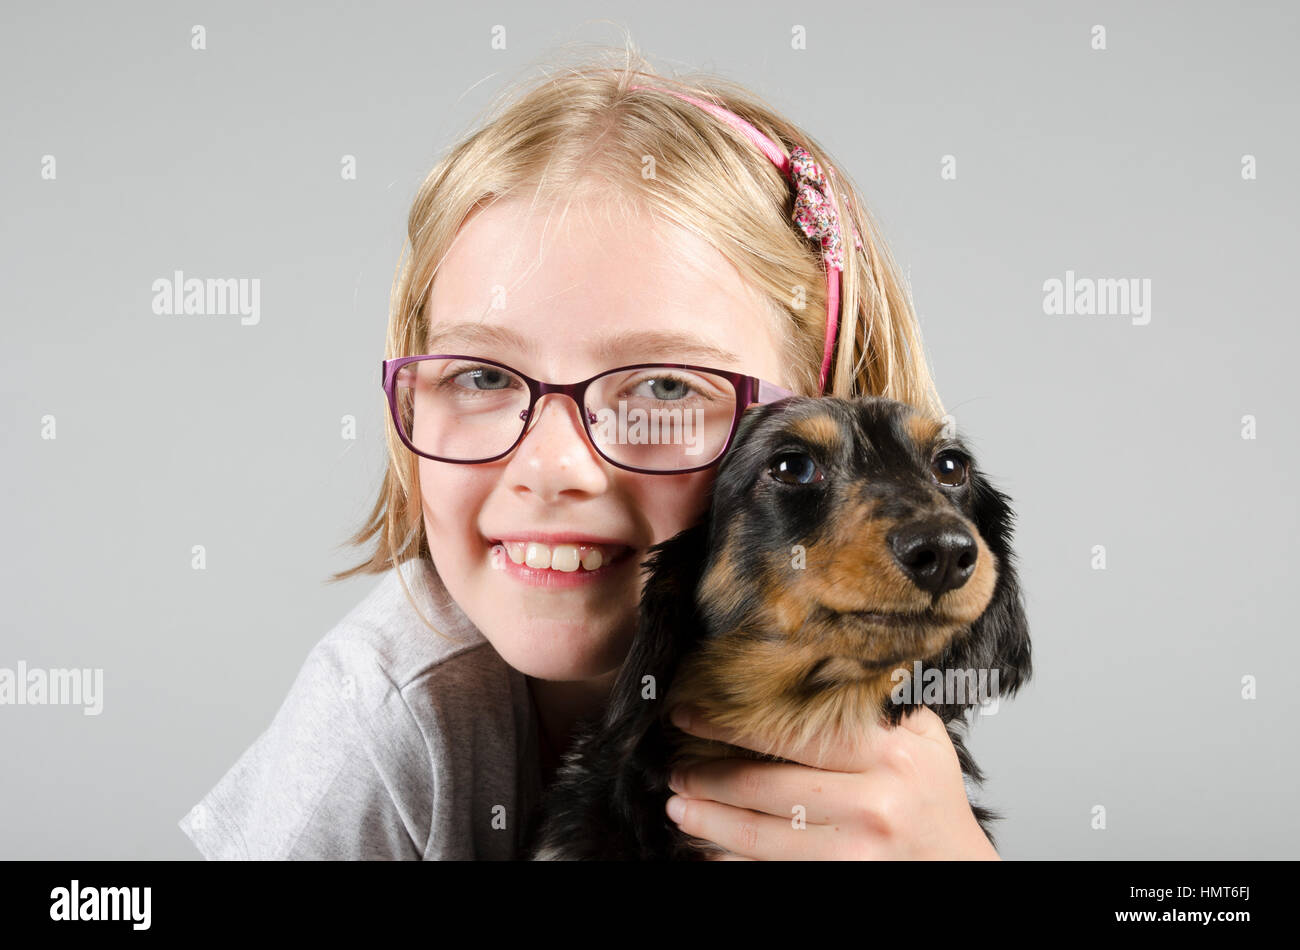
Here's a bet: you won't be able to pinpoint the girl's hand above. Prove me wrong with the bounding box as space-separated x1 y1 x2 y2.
664 703 1000 860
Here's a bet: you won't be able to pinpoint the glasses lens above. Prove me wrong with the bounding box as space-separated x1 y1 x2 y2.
393 358 529 461
585 366 738 472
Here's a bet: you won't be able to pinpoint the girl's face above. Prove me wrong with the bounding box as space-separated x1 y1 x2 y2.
419 193 791 682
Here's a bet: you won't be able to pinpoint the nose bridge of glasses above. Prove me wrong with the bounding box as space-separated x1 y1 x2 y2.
524 382 596 435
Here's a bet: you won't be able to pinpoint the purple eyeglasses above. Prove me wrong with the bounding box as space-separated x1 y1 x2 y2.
381 354 796 475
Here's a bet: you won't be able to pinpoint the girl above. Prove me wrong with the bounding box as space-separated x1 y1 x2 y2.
178 50 1000 860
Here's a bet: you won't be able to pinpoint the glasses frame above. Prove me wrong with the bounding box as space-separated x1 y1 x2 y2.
381 354 796 475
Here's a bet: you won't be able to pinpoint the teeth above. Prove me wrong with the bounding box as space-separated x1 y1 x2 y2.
525 542 553 569
495 539 621 572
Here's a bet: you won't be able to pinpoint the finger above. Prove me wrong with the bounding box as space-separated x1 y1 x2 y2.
667 794 878 861
671 758 856 825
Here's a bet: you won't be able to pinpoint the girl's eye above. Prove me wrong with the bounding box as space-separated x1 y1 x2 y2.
449 366 517 391
932 450 968 487
631 375 693 401
769 451 824 485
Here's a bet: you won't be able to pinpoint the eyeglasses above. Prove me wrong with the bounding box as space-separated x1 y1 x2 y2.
381 355 796 474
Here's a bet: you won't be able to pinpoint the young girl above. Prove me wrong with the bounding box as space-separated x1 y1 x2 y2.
178 51 1000 861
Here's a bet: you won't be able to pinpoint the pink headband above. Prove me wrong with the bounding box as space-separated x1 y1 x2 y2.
628 84 863 394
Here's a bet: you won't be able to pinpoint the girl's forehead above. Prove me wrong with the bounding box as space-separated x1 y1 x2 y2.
423 196 782 365
435 192 718 289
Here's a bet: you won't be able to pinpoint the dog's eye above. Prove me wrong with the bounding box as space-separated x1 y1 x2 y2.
932 451 968 487
770 452 824 485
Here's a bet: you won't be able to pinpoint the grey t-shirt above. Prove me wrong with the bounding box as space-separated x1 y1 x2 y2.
177 557 544 860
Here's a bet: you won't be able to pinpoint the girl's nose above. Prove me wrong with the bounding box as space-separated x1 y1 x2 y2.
504 393 610 499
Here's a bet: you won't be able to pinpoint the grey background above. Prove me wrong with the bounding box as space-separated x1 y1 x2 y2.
2 0 1296 859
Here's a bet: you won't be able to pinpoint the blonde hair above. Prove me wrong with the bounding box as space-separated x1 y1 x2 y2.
331 43 946 625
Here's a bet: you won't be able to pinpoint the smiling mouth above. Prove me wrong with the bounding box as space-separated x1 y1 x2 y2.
488 538 636 573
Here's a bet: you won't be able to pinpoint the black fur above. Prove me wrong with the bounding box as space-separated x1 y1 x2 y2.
527 395 1031 859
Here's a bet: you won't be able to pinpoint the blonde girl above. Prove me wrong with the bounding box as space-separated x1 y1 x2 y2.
179 47 999 861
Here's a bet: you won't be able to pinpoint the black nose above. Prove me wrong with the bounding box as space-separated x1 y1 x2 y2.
889 519 977 595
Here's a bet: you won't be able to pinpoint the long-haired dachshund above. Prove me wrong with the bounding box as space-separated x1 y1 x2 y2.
527 395 1032 860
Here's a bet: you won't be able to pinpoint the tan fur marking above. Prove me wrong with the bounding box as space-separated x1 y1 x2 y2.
697 538 738 617
788 413 842 454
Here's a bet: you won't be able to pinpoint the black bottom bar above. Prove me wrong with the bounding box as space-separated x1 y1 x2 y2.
0 859 1279 937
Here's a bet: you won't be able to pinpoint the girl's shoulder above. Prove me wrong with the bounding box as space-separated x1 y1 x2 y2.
317 557 497 693
307 557 533 755
179 557 536 859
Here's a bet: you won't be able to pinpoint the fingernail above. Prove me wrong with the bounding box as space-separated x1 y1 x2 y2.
666 795 686 823
667 769 682 792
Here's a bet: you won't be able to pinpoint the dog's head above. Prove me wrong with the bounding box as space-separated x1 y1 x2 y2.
641 395 1031 752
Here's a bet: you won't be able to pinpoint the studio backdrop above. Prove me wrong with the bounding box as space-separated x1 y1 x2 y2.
1 0 1296 860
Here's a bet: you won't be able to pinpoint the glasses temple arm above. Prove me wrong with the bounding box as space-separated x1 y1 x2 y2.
748 377 797 406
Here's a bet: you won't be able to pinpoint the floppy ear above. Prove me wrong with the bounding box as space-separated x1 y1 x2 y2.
601 521 712 730
929 468 1032 717
599 400 792 732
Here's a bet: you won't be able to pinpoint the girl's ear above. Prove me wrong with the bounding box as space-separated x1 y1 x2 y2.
602 521 712 729
928 469 1032 719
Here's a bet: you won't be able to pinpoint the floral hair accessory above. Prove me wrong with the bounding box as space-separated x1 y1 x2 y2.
790 145 846 271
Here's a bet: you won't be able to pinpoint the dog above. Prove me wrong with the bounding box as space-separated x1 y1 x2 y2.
527 394 1032 860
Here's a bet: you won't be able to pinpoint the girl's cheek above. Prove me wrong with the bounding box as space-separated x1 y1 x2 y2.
419 460 491 522
640 474 715 538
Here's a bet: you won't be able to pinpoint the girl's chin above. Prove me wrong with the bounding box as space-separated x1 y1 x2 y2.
492 647 619 682
481 617 635 679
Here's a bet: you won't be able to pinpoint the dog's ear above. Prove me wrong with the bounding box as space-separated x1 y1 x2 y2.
602 521 712 728
932 468 1032 714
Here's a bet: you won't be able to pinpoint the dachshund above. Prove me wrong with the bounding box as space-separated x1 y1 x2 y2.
526 394 1032 860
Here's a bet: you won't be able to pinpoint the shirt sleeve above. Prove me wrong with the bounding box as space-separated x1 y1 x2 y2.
178 638 436 860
